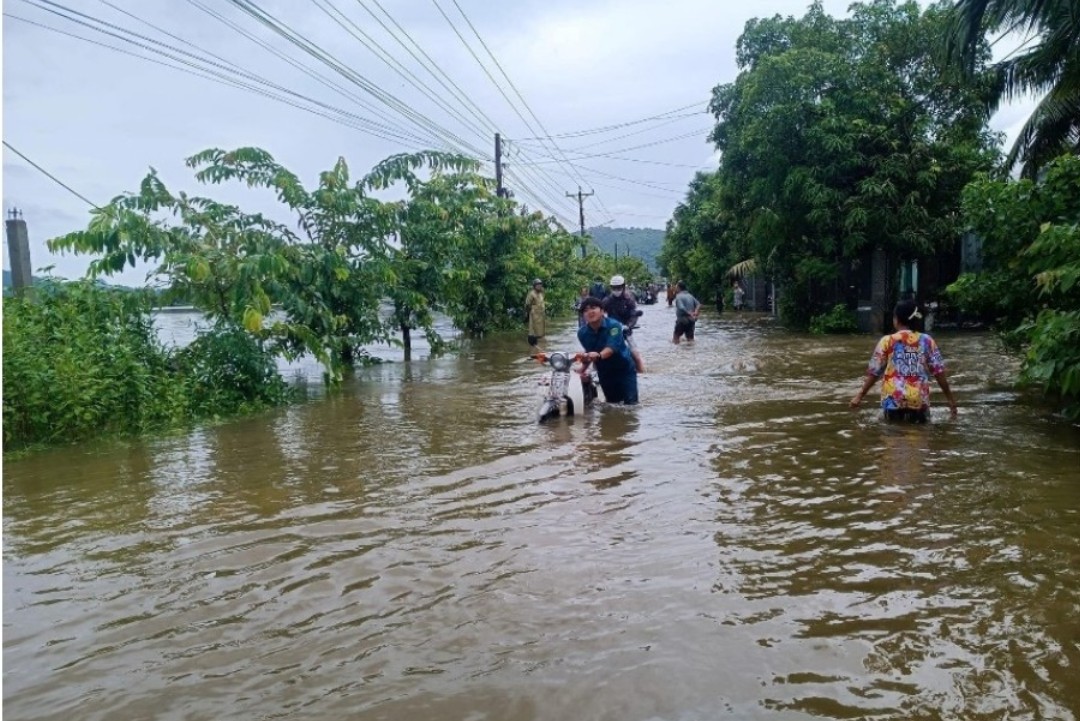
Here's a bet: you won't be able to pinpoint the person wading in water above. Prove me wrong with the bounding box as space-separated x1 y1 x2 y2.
850 298 958 422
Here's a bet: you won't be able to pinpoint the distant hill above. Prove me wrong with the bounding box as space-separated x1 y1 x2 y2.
3 270 139 294
588 227 665 272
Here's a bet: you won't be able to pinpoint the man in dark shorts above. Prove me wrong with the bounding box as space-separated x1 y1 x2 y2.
672 280 701 344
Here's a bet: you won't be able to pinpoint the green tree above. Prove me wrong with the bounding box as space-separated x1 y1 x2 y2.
659 171 742 297
50 148 483 379
688 0 998 327
949 154 1080 416
362 155 492 360
50 146 594 376
946 0 1080 176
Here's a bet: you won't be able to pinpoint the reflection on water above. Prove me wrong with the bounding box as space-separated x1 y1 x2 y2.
5 304 1080 721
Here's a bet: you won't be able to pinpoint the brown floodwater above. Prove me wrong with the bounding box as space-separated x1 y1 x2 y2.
4 303 1080 720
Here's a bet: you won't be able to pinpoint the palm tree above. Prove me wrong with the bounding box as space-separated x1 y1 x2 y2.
947 0 1080 177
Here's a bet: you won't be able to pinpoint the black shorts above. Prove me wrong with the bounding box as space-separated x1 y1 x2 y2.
527 335 541 346
674 318 696 340
884 408 928 423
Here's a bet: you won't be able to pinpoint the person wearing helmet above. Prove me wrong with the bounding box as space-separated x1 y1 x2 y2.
602 274 645 373
525 278 546 353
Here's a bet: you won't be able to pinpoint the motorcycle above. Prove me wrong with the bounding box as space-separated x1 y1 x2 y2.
533 310 641 423
533 351 600 423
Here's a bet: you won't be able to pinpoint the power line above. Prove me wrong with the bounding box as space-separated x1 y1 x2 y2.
362 0 587 217
356 0 501 136
447 1 590 175
432 0 615 220
513 103 708 141
571 164 686 194
225 1 467 153
309 0 492 143
527 128 716 161
3 140 100 208
516 153 706 169
518 119 712 154
183 0 443 146
585 179 684 202
224 0 488 157
12 0 602 224
5 9 435 148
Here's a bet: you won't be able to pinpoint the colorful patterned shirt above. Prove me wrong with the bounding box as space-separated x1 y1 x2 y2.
867 330 946 411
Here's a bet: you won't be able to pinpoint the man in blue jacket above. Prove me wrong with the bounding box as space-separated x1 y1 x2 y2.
577 297 638 405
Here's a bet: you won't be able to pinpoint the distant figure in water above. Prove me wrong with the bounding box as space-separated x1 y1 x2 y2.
850 299 958 422
671 280 701 345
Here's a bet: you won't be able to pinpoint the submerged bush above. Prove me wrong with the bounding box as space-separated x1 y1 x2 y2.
3 280 295 452
172 325 292 418
809 304 859 335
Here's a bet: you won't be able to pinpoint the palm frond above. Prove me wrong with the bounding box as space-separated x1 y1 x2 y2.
1006 84 1080 176
727 258 758 278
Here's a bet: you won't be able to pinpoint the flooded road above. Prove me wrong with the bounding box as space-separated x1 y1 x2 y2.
5 302 1080 720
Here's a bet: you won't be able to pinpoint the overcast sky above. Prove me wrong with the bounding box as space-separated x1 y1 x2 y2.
3 0 1036 285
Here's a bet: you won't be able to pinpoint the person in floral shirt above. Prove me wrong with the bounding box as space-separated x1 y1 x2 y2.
850 299 958 422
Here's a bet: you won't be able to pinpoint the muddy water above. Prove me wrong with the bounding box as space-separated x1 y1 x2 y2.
4 303 1079 721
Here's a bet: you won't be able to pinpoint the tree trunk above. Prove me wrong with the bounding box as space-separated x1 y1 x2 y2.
401 323 412 362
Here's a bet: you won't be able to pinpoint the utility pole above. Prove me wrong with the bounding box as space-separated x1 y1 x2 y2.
5 208 32 296
565 186 594 258
494 133 509 199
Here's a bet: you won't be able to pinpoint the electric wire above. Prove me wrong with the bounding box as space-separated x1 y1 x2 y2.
512 103 708 140
309 0 494 143
184 0 452 146
355 0 501 136
312 0 576 225
6 8 435 148
354 0 579 218
446 1 599 184
225 0 487 157
349 0 588 219
15 1 668 226
572 165 686 194
3 140 100 208
523 128 715 161
516 153 705 169
431 0 608 219
216 0 574 220
517 118 711 154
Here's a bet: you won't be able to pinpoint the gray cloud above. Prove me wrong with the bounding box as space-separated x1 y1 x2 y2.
4 0 1034 284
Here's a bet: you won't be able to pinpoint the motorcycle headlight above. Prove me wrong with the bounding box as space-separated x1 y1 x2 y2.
548 352 570 372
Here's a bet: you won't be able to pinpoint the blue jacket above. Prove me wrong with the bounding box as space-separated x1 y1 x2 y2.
577 316 634 374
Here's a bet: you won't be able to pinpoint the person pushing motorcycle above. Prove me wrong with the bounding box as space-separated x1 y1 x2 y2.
577 297 639 405
601 275 646 373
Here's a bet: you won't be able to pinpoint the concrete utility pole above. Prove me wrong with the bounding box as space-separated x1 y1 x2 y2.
565 186 594 258
5 208 33 296
494 133 509 199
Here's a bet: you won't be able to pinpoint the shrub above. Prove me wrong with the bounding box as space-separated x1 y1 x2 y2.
3 280 295 452
809 303 859 334
172 325 293 417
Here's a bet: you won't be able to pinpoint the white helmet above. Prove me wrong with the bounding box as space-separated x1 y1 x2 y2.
609 274 625 287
